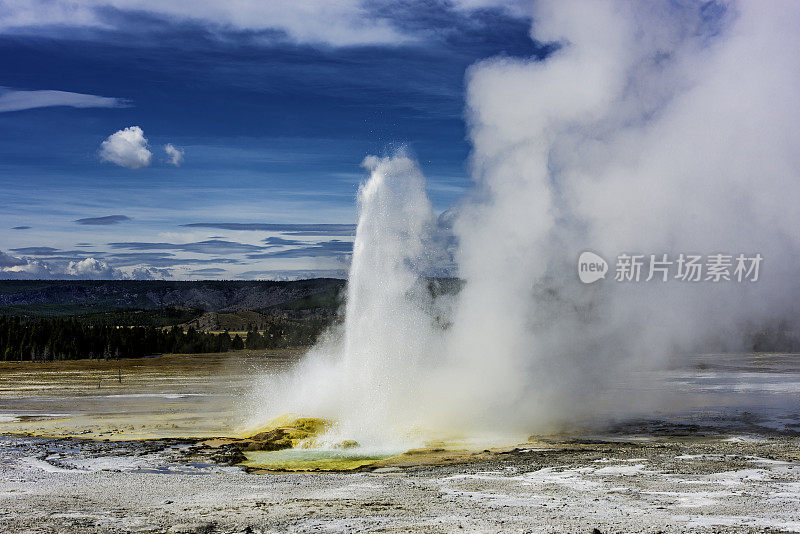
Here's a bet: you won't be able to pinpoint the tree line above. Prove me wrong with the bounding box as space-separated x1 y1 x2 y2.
0 316 331 362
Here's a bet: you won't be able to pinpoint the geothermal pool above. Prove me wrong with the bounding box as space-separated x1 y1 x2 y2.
0 350 798 448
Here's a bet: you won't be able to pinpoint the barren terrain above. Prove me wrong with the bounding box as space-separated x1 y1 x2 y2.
0 351 798 533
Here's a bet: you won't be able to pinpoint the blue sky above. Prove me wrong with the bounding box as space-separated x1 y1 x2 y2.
0 0 548 279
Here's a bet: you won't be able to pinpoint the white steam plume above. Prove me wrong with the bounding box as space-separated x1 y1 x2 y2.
449 0 800 431
252 0 800 445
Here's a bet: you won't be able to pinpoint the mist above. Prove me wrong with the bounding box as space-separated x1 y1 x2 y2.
250 0 800 446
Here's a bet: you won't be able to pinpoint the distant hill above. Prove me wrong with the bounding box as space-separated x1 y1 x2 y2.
0 279 349 360
0 279 347 318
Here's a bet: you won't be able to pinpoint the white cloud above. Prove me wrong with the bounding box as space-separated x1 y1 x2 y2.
0 257 54 279
164 143 184 167
0 0 402 46
65 258 119 279
0 87 129 113
0 251 174 280
0 0 526 47
129 266 171 280
0 250 26 268
99 126 152 169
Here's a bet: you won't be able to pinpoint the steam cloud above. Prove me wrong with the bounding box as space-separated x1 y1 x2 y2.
252 0 800 445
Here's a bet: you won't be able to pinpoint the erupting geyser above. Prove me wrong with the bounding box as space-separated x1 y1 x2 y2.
250 0 800 449
336 155 448 442
251 154 450 448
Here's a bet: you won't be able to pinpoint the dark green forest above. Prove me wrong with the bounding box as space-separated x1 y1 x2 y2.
0 316 330 361
0 279 344 361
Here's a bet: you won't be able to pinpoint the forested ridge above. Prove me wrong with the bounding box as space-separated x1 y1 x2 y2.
0 279 345 316
0 279 346 360
0 316 329 361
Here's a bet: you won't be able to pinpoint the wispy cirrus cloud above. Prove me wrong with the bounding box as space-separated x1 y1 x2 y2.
0 1 528 47
182 222 356 236
10 246 63 256
262 236 304 247
246 239 352 259
75 215 131 225
189 267 226 275
102 252 179 267
108 239 263 255
0 87 129 113
0 0 406 47
105 252 242 268
235 269 347 281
